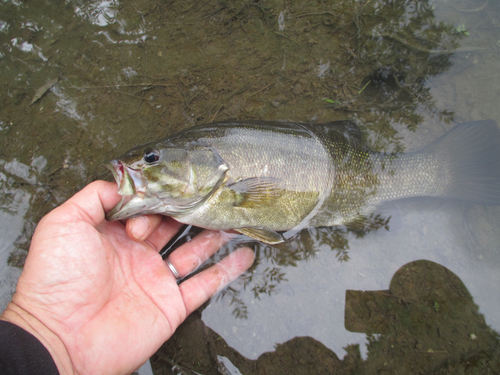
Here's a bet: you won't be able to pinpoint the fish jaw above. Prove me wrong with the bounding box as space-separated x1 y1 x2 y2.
105 194 169 221
107 160 148 196
106 160 157 221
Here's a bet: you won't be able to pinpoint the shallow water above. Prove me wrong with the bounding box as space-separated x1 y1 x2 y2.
1 0 500 373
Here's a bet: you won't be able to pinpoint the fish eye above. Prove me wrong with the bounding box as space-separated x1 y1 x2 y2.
143 149 160 164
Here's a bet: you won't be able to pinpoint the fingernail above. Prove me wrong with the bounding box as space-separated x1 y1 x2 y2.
131 216 149 241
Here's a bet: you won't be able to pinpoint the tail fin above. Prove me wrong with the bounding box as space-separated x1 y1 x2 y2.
422 120 500 206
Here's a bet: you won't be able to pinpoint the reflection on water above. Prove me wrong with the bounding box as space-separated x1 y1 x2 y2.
74 0 119 27
200 196 500 361
1 0 500 374
153 259 500 374
214 213 391 317
0 158 37 311
0 213 24 312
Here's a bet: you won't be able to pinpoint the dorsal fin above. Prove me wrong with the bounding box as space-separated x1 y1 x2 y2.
310 120 364 148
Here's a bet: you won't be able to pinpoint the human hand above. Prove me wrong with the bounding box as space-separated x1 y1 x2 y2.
1 181 254 375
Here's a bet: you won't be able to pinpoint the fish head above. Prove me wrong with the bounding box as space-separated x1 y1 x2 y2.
106 141 228 221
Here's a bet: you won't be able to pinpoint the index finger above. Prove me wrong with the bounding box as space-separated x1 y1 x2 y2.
128 215 184 251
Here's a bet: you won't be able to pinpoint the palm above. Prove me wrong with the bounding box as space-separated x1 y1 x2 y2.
7 181 253 375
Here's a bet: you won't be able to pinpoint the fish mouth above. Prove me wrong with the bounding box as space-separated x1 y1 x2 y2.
107 160 148 196
106 160 155 221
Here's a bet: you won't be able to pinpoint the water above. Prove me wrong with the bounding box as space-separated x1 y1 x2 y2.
1 0 500 373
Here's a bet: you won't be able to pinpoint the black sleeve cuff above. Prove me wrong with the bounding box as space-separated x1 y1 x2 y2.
0 320 59 375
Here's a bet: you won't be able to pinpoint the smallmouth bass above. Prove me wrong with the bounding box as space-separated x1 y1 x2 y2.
106 120 500 244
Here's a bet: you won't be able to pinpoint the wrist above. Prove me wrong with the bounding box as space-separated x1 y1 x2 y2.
1 302 75 375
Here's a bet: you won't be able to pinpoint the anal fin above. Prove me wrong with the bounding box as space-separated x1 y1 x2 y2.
235 228 285 245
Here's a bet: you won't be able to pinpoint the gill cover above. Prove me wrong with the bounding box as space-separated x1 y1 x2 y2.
150 144 230 210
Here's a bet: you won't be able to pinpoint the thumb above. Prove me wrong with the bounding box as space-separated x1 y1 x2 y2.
45 181 121 228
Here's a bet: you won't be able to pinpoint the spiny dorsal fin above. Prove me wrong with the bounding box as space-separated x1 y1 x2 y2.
310 120 364 149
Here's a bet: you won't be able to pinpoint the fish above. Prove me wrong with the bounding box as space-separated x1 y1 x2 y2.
106 119 500 244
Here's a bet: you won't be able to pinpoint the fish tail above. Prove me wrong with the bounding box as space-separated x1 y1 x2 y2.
422 119 500 205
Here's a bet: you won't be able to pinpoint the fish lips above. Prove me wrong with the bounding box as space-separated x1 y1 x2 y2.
107 160 148 196
106 160 154 221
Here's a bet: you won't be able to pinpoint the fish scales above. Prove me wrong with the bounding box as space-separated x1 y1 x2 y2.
175 123 333 232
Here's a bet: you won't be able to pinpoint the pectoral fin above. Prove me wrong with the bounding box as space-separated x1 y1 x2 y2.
228 177 284 208
235 228 285 244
